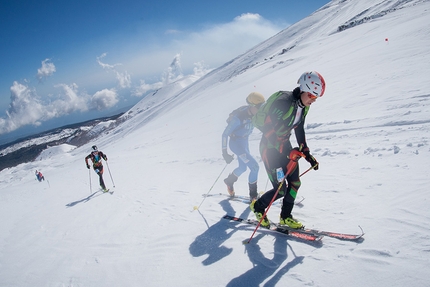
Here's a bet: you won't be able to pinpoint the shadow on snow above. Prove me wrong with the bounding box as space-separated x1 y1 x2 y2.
65 190 107 207
189 198 321 286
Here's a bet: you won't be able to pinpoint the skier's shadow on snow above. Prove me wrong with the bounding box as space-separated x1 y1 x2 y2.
190 198 318 285
227 234 304 287
189 198 251 265
65 191 104 207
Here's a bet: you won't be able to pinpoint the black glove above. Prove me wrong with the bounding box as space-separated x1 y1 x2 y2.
86 164 90 169
303 150 319 170
222 150 234 164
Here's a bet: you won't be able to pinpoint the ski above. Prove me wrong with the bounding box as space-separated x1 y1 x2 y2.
302 226 364 241
203 193 279 205
203 193 304 206
100 188 114 194
222 215 323 242
275 224 365 241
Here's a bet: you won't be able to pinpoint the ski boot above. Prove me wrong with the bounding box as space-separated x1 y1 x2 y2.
249 182 258 201
224 173 238 196
250 199 270 228
279 216 303 229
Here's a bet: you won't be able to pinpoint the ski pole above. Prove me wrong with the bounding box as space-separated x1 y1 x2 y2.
246 172 289 244
89 168 92 194
106 161 115 188
193 161 230 211
246 148 308 244
299 164 318 177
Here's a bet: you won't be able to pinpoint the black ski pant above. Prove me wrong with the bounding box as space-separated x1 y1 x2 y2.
94 165 106 189
254 139 301 219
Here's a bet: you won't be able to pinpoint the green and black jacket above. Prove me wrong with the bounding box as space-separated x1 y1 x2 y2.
260 88 309 153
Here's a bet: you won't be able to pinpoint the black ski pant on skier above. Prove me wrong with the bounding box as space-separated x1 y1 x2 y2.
252 138 301 220
93 165 107 190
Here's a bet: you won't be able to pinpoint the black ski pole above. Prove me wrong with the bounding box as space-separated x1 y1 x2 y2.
246 146 310 244
106 161 115 188
89 168 92 194
193 160 231 211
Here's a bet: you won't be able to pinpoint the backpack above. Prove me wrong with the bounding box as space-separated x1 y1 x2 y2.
252 91 284 132
252 91 310 134
226 106 250 125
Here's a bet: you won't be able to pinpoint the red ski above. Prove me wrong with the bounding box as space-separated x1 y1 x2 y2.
223 215 323 242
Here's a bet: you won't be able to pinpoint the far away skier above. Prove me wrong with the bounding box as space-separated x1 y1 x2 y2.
35 170 45 182
85 145 109 192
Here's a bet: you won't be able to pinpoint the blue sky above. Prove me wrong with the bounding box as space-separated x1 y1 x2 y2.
0 0 329 143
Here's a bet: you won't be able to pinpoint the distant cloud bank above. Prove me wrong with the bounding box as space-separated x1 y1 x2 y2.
0 13 283 135
0 53 207 135
0 79 120 135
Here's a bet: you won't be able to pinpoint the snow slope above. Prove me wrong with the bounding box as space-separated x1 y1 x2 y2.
1 0 430 286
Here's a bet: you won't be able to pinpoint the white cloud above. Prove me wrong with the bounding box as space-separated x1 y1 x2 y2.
0 81 119 135
91 89 119 110
132 80 163 97
96 53 121 70
193 61 210 77
130 54 184 97
37 59 56 81
124 13 284 80
48 83 89 117
97 53 131 88
161 53 183 85
72 14 282 99
131 54 210 97
234 13 262 21
0 81 45 134
185 13 279 57
115 71 132 89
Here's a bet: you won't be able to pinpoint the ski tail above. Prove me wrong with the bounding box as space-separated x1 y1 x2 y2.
276 224 365 241
223 215 323 242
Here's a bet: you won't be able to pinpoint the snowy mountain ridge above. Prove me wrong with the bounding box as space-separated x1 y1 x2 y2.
0 113 123 171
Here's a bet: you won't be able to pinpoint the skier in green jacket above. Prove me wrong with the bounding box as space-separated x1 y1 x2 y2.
250 71 325 229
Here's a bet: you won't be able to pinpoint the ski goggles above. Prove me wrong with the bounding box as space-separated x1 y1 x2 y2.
307 93 318 100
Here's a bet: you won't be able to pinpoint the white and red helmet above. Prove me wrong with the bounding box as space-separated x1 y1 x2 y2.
297 71 326 97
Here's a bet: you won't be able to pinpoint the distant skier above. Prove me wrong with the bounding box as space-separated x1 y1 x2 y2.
35 170 45 182
85 145 109 192
250 71 325 229
222 92 265 200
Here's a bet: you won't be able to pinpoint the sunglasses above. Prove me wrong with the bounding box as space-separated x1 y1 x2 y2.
308 93 318 100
